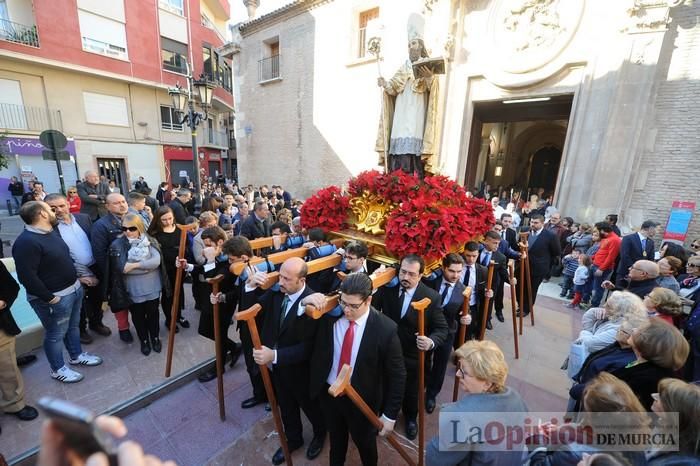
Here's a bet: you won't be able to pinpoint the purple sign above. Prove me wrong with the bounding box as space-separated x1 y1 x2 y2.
4 137 77 156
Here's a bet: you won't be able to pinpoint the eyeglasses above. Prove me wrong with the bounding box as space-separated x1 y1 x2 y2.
68 191 77 194
399 269 420 278
121 226 139 232
338 297 367 311
691 244 700 250
688 264 700 268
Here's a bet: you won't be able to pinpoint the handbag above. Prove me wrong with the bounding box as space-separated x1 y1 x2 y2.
566 341 589 380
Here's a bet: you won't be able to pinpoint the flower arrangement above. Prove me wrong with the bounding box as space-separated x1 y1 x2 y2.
300 185 350 232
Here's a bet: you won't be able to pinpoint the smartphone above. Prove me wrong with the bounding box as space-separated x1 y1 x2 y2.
37 397 118 465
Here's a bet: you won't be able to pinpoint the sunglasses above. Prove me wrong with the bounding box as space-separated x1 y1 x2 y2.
691 244 700 249
121 226 139 232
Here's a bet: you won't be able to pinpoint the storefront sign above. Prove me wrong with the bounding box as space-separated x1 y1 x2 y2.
5 136 76 157
663 201 695 242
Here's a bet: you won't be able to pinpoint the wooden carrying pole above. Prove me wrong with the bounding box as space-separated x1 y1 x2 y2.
329 365 417 466
206 274 226 421
164 223 196 377
452 286 472 402
508 263 520 359
411 297 431 466
518 237 527 336
525 250 535 327
478 261 495 341
235 304 292 466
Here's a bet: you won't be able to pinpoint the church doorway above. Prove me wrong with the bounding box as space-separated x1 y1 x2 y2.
463 94 573 203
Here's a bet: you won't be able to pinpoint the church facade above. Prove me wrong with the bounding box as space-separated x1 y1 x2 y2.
232 0 699 240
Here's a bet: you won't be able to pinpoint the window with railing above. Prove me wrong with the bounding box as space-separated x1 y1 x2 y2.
358 7 379 58
220 61 232 92
160 106 183 131
0 103 63 131
0 19 39 47
159 0 183 16
78 9 128 60
258 55 280 82
161 37 188 74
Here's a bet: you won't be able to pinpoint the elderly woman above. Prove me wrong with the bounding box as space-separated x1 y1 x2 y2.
426 340 529 466
529 372 649 466
612 319 689 410
643 287 683 327
568 314 648 413
677 255 700 307
568 223 593 253
648 378 700 464
108 214 169 355
656 257 682 294
577 291 647 354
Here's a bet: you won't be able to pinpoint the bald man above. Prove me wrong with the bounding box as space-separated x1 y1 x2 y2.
78 170 109 220
602 259 659 301
242 257 326 464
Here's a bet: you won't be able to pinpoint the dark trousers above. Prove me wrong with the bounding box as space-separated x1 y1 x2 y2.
466 304 482 340
239 322 266 401
494 279 505 312
517 270 545 314
196 287 236 359
160 269 184 324
560 275 574 296
403 357 419 423
273 370 326 446
79 284 104 332
130 298 160 342
320 390 377 466
426 331 456 399
390 154 424 179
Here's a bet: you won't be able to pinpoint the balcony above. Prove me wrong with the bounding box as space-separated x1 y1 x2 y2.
258 55 280 82
0 18 39 48
0 103 63 132
198 127 227 148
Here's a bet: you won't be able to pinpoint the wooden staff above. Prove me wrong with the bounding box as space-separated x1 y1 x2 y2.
518 234 528 336
508 263 519 359
330 364 417 466
452 286 472 402
412 297 431 466
164 223 196 378
525 250 535 327
206 274 226 421
478 261 495 341
236 304 292 466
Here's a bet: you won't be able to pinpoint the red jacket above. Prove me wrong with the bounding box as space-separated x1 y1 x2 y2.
592 232 621 271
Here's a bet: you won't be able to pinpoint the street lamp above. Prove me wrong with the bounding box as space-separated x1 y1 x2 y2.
168 64 218 214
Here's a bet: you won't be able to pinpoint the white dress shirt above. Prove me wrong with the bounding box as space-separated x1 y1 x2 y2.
460 264 477 306
326 310 370 385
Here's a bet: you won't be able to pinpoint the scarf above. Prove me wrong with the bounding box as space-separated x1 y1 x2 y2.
127 235 152 262
682 276 698 288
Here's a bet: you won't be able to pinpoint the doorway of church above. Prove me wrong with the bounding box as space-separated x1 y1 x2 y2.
463 94 573 206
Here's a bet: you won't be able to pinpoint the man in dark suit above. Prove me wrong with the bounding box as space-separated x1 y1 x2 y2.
46 194 112 344
373 254 448 440
518 214 561 316
240 199 271 240
0 261 39 430
479 231 509 328
500 213 519 251
424 253 466 413
308 273 406 466
460 241 489 341
167 188 192 224
492 221 520 323
615 220 658 287
244 257 326 465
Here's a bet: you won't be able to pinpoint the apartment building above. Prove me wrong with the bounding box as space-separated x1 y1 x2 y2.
0 0 235 199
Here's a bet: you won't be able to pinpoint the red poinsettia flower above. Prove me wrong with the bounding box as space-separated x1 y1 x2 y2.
300 186 350 232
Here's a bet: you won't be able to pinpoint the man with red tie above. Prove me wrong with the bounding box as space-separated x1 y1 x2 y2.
309 273 406 465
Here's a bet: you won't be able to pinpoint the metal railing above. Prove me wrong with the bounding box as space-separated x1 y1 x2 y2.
0 103 63 132
198 127 227 147
0 18 39 48
258 55 280 82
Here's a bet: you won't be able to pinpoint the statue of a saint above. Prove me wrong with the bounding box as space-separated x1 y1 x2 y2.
375 23 439 178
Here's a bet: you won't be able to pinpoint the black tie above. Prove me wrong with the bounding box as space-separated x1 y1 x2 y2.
482 252 491 267
279 295 289 330
399 287 408 318
440 283 451 304
463 267 470 286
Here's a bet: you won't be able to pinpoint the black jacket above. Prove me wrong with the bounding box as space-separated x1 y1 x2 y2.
373 281 448 361
107 235 171 310
239 214 271 240
527 229 562 278
168 198 189 225
426 279 466 335
8 181 24 196
78 182 106 220
612 361 676 411
616 233 655 287
0 261 21 336
91 214 123 295
309 309 406 420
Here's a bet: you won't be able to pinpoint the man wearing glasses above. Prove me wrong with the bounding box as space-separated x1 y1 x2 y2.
372 254 448 440
602 260 659 300
308 273 405 465
45 194 112 345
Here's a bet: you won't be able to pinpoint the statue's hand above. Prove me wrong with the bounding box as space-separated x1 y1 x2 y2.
418 65 433 79
377 77 386 88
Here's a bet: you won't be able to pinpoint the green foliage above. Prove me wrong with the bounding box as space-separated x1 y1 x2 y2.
0 133 9 170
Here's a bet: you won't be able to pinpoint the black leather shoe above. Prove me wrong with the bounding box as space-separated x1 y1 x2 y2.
140 340 151 356
80 330 93 345
306 434 324 460
228 343 242 368
515 309 530 317
495 311 505 323
241 396 265 409
119 329 133 343
16 355 37 367
164 322 179 333
198 368 219 383
486 320 493 330
151 338 162 353
177 317 190 329
8 405 39 421
406 421 418 440
426 397 436 414
89 324 112 336
272 444 302 465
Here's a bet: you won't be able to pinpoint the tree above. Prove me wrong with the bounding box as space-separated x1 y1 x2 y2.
0 133 9 170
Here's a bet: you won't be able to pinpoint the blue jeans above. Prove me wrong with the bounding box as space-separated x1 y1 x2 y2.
29 287 84 371
590 266 612 308
12 195 22 209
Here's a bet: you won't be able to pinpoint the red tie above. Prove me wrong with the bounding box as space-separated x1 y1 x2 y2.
337 321 356 375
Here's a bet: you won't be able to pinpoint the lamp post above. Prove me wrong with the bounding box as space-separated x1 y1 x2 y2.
168 63 217 214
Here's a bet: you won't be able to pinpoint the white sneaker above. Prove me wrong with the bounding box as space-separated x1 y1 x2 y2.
51 365 84 383
69 352 103 367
